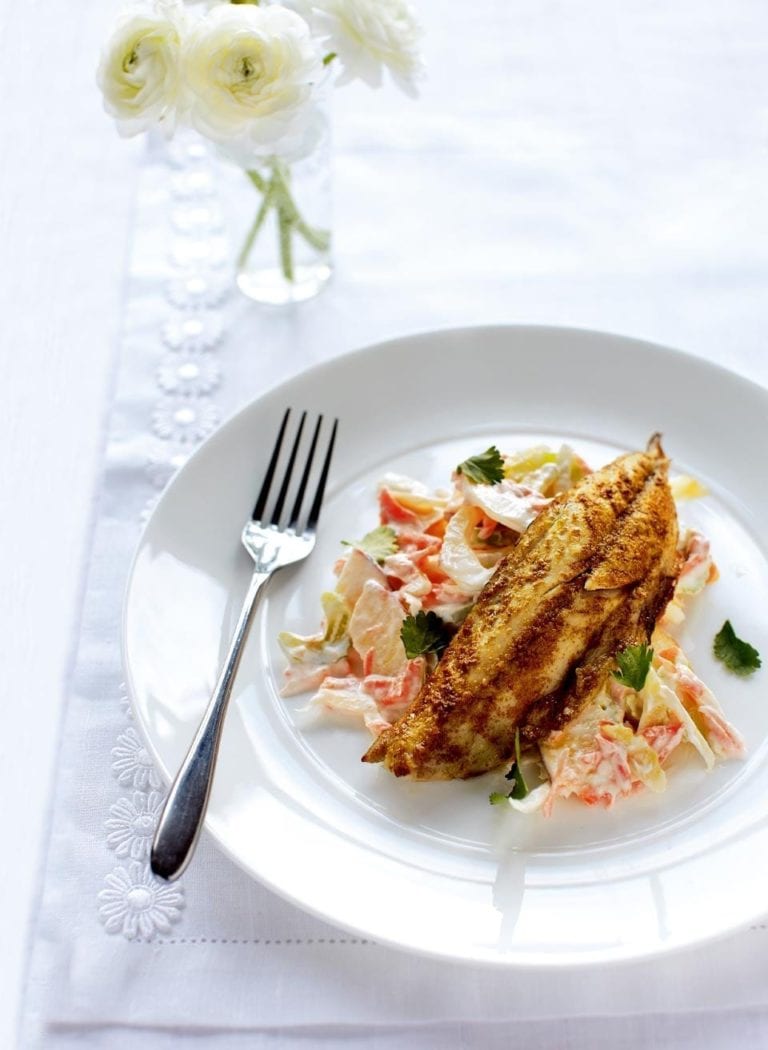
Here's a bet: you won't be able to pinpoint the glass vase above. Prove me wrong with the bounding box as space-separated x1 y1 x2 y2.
222 117 332 306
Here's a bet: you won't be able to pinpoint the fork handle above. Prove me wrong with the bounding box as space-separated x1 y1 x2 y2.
150 570 270 881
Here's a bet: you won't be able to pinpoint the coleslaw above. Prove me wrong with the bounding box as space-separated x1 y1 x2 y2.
279 444 744 813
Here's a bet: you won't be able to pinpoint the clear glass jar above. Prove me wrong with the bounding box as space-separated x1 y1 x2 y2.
220 107 332 306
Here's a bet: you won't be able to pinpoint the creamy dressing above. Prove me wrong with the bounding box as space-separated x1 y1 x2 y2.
279 446 743 815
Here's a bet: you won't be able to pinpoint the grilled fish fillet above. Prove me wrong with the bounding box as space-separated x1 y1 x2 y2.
362 435 679 780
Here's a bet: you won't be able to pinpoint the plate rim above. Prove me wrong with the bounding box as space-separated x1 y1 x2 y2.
122 323 768 968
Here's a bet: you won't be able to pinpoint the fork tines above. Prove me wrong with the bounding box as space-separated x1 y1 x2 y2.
252 409 338 534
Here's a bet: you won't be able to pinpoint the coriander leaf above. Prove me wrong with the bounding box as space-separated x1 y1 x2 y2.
489 792 509 806
456 446 504 485
504 729 524 780
713 620 761 676
342 525 397 563
506 728 530 800
613 643 654 692
400 610 452 659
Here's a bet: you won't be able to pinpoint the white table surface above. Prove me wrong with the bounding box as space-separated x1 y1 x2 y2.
1 0 141 1044
3 0 768 1045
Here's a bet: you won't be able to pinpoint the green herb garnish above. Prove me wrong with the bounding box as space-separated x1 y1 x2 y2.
400 610 452 659
489 729 530 804
613 643 654 692
507 728 530 799
713 620 761 677
456 446 504 485
342 525 397 564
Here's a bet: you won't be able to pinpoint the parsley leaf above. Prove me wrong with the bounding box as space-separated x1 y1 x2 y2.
507 728 530 799
490 730 530 805
342 525 397 563
456 446 504 485
713 620 761 677
613 643 654 692
400 611 452 659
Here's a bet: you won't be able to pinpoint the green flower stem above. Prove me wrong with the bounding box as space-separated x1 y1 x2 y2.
237 178 275 272
246 170 267 194
277 199 294 282
237 159 330 284
271 161 331 253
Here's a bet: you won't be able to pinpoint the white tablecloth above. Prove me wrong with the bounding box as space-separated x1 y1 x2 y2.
13 0 768 1045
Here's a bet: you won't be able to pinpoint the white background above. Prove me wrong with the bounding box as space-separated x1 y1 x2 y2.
1 0 140 1044
3 0 768 1045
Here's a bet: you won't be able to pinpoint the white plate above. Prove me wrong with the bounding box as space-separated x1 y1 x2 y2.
124 325 768 967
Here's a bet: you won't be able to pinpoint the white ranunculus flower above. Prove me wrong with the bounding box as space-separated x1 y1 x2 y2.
97 1 186 136
308 0 424 96
182 4 321 159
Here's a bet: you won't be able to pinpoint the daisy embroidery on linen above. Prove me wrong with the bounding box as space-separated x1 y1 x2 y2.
170 200 224 237
170 166 215 201
161 310 224 352
165 269 229 309
165 130 210 169
151 396 219 443
118 683 134 720
145 447 190 490
139 492 161 525
99 861 184 940
111 727 162 790
170 233 229 271
105 791 164 860
156 354 221 396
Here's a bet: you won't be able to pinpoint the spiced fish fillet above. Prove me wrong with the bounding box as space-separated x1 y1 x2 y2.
362 435 679 780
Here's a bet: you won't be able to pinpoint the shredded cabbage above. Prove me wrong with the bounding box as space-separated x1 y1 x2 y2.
348 580 407 676
456 475 550 532
280 441 742 819
438 505 495 594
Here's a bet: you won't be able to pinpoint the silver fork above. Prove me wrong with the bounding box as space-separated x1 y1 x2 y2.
150 408 338 881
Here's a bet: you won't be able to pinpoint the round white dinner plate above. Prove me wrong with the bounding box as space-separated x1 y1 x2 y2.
124 325 768 967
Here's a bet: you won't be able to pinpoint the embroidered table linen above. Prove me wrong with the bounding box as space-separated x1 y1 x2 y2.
22 0 768 1044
